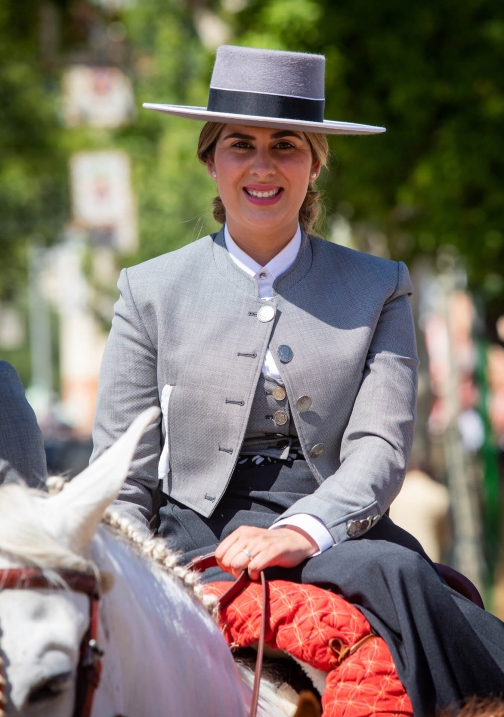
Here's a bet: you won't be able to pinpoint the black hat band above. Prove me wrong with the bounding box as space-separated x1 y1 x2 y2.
207 88 325 123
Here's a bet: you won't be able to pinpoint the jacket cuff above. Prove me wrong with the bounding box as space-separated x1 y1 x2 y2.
270 513 334 555
273 495 381 545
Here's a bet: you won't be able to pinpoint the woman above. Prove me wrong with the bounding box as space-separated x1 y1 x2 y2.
91 46 504 714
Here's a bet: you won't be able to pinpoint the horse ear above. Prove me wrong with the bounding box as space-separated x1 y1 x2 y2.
41 407 160 555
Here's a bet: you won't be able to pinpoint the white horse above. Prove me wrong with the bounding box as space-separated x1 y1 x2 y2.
0 409 302 717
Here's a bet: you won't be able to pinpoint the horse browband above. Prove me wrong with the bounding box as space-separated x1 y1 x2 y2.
0 559 265 717
0 568 102 717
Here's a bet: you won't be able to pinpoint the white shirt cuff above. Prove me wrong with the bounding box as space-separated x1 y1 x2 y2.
270 513 334 556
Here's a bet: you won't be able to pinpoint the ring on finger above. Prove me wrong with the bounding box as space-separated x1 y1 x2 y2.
240 549 252 560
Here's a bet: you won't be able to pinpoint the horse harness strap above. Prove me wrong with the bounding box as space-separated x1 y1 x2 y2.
0 568 104 717
187 552 268 717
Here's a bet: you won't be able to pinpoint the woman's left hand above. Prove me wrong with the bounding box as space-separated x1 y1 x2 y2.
215 525 319 581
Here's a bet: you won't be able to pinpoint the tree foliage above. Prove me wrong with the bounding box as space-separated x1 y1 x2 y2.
1 0 504 324
0 0 68 301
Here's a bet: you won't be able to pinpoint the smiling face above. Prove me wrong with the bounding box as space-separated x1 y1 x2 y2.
206 124 320 248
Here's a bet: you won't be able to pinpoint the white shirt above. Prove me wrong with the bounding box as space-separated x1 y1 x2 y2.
224 224 334 554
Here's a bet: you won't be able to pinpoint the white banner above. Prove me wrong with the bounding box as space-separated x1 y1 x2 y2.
70 150 137 253
62 65 134 129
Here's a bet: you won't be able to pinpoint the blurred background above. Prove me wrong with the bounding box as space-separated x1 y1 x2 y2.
1 0 504 612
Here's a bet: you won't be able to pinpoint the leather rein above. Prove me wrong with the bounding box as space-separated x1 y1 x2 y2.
0 556 266 717
187 553 268 717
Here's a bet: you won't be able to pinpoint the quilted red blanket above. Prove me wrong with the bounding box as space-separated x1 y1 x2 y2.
206 580 413 717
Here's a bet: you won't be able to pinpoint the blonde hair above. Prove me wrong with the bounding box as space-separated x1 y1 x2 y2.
197 122 329 235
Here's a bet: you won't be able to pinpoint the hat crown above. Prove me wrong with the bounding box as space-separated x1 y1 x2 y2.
210 45 325 100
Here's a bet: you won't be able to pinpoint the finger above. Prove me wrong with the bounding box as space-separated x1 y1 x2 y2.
247 546 282 581
215 531 241 561
217 544 255 577
215 525 262 561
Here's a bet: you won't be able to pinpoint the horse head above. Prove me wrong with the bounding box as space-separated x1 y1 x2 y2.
0 408 160 716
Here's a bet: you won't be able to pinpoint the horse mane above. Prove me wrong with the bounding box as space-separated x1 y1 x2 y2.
0 480 217 613
101 510 217 612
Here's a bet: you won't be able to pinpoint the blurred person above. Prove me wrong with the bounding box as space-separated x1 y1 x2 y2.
43 411 93 479
91 46 504 715
0 361 47 487
390 459 450 563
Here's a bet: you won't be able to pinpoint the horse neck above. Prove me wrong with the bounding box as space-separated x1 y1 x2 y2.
90 528 250 717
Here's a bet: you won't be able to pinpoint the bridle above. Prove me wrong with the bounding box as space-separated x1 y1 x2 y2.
0 568 103 717
0 558 265 717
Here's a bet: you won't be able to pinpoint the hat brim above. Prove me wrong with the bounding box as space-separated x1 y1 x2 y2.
143 103 385 136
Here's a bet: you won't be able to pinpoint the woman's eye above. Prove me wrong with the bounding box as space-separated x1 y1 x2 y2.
232 141 253 149
274 141 295 150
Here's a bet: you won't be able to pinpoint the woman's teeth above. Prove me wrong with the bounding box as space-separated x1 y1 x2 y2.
245 188 281 198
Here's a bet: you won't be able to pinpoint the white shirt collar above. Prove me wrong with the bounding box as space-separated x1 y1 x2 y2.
224 224 302 280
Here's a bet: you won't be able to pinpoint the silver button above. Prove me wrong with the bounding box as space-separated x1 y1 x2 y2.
308 443 324 458
257 305 276 323
272 386 286 401
259 272 267 279
277 345 294 363
347 521 361 537
273 410 288 426
296 395 312 413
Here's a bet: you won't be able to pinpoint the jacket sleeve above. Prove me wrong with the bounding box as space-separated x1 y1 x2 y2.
90 268 161 538
273 261 419 545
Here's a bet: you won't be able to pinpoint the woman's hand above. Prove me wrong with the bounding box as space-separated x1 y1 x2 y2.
215 525 319 581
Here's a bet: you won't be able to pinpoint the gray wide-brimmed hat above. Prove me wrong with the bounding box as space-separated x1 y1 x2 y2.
143 45 385 136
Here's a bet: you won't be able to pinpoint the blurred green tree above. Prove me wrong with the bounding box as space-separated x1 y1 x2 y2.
0 0 68 301
119 0 221 265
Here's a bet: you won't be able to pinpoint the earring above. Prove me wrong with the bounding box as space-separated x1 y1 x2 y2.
311 172 317 179
212 171 217 178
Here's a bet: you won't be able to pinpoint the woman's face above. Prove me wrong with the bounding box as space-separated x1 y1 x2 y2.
207 124 320 240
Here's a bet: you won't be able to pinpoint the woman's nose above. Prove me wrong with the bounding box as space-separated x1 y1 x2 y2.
250 148 275 177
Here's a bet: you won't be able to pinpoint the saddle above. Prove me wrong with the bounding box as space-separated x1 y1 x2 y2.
189 554 484 717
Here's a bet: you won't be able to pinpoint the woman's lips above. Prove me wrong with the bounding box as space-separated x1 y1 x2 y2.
243 186 284 205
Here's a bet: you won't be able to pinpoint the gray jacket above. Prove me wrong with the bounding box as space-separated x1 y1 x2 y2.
91 229 418 544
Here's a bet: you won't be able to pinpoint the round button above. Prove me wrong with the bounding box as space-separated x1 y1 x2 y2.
259 272 267 280
277 345 294 363
272 386 286 401
296 395 312 413
309 443 324 458
347 521 360 537
273 410 288 426
257 305 276 323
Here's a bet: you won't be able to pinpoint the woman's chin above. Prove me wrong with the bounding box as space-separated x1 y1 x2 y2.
235 208 297 233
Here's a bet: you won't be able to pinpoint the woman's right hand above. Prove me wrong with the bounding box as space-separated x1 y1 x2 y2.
215 524 318 581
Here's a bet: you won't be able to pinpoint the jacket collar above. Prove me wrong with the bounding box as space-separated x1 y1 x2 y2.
212 225 313 298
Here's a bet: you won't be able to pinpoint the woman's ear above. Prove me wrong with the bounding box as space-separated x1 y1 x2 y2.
207 158 216 179
311 160 321 180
